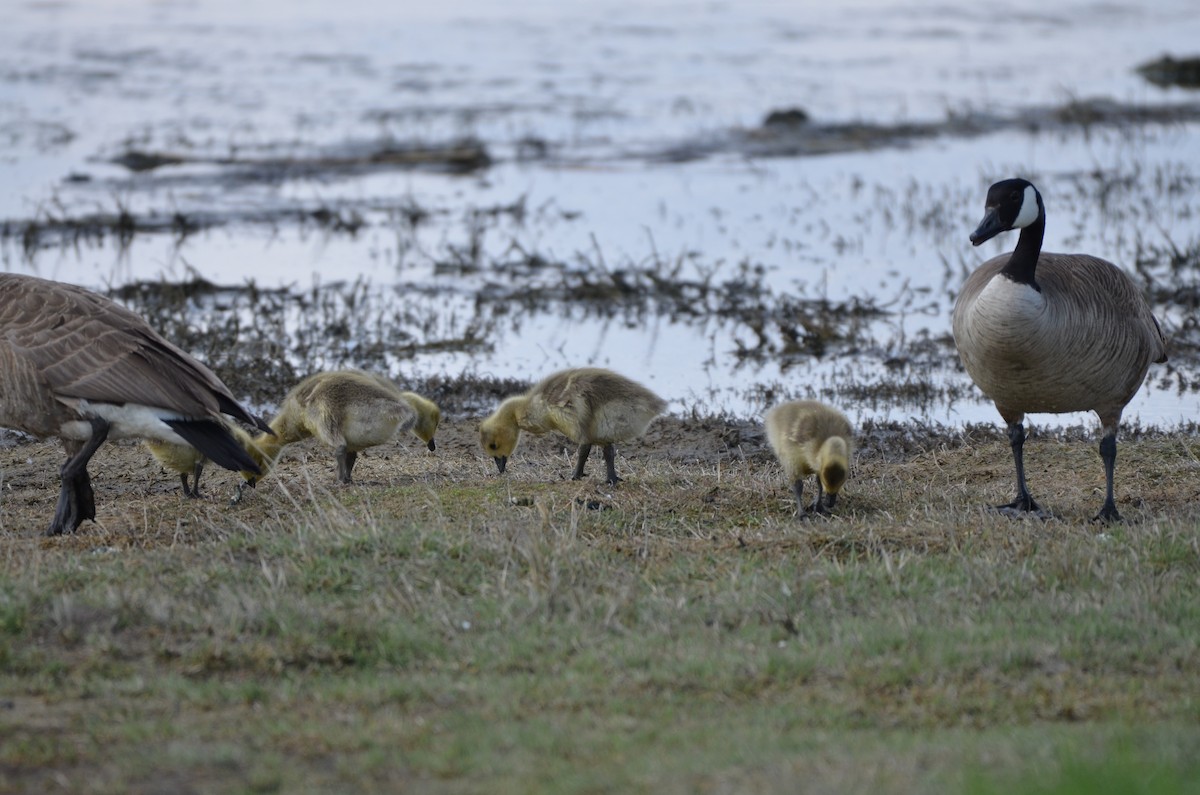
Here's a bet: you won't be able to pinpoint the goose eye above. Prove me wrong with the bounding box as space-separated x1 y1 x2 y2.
489 443 497 450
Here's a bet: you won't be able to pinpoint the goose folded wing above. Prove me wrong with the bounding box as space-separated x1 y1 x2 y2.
6 306 264 431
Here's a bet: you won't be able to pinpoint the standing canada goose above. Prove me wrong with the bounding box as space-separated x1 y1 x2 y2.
479 367 667 485
241 370 438 486
0 273 271 535
764 400 853 515
952 178 1166 521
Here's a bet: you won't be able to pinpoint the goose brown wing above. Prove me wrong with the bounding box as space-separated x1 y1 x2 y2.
0 275 267 431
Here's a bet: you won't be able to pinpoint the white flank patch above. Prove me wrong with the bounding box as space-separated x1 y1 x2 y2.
60 400 191 443
1013 184 1040 228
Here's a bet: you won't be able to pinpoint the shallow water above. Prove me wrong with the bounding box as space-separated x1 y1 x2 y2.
3 0 1200 428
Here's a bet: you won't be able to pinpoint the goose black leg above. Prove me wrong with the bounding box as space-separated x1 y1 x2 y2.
602 443 621 485
1094 432 1121 523
572 443 593 480
790 480 805 514
48 417 109 536
997 421 1048 518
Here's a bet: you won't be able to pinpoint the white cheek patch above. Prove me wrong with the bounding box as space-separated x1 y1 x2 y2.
1012 184 1040 228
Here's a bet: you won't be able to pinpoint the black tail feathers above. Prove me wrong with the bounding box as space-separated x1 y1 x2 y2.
216 394 273 435
165 419 261 476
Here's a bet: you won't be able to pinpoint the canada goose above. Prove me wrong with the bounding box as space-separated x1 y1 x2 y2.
764 400 853 514
479 367 667 484
242 370 437 486
952 178 1167 521
0 273 271 535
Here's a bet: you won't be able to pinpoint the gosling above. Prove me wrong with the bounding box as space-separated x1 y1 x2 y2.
479 367 667 485
246 370 440 486
145 439 206 498
145 425 259 498
764 400 853 515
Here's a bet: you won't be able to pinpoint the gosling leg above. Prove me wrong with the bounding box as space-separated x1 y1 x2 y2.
572 443 592 480
336 447 357 484
191 460 204 498
602 443 621 485
181 460 204 498
810 478 830 515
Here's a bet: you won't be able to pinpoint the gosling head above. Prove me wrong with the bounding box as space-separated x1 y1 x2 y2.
817 437 850 508
413 404 441 452
970 178 1042 247
234 427 280 487
479 418 519 474
400 392 441 451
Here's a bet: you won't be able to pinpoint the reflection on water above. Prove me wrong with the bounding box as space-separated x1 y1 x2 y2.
2 0 1200 426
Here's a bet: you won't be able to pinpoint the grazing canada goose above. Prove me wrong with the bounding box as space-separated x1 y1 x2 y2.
764 400 853 515
0 273 271 535
952 178 1167 521
479 367 667 485
241 370 438 486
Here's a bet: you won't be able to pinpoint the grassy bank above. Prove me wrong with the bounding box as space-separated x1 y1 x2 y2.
1 418 1199 793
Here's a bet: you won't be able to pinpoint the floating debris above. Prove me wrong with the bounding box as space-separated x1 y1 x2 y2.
106 138 491 176
648 98 1200 163
762 107 810 127
1136 55 1200 89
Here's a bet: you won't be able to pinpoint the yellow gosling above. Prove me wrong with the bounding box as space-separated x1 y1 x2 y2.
146 426 263 498
479 367 667 485
764 400 853 515
248 370 421 485
145 440 205 498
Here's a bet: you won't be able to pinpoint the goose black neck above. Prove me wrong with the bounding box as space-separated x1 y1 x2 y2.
1000 213 1045 289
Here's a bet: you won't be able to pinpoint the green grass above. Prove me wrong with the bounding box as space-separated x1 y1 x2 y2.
1 429 1199 793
